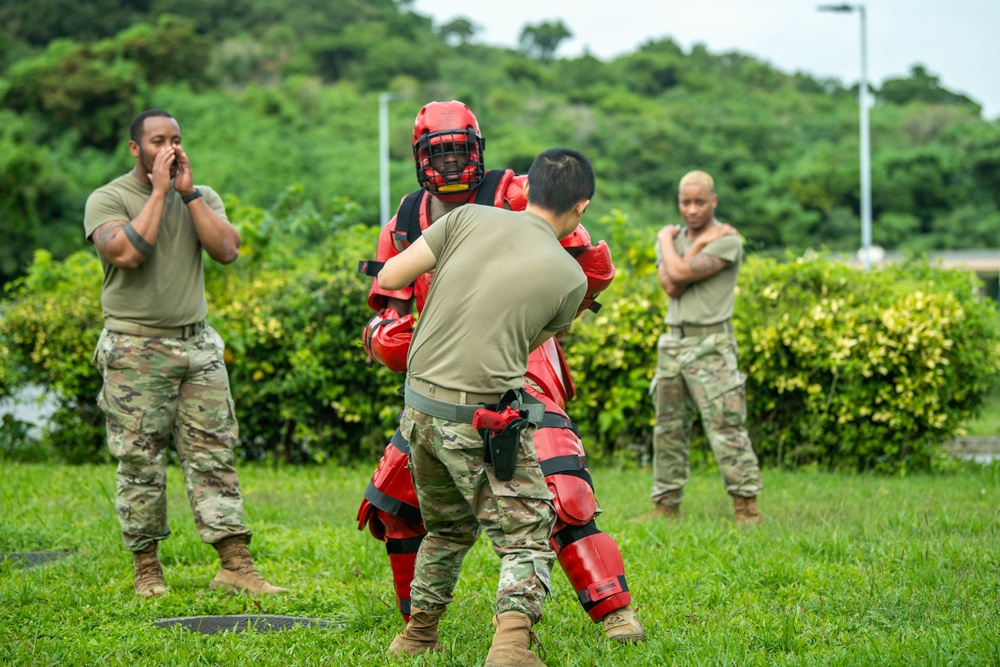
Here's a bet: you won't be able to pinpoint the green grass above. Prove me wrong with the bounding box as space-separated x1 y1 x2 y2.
2 462 999 666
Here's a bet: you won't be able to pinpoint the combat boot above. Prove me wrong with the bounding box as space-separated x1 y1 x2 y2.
600 604 646 643
387 607 445 657
636 490 681 521
732 494 763 525
484 611 547 667
133 542 166 598
653 503 681 519
210 535 288 595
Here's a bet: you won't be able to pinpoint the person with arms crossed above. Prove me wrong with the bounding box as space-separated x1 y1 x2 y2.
84 109 287 597
651 169 763 524
356 101 644 644
377 147 592 666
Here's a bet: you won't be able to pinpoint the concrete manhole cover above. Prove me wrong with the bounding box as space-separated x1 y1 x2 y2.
2 551 73 568
153 615 342 634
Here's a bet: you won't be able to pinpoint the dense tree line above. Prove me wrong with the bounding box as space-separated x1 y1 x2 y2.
1 0 998 287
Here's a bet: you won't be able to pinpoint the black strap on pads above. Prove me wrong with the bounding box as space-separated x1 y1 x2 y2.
473 170 505 206
394 189 425 247
539 411 580 437
358 260 385 276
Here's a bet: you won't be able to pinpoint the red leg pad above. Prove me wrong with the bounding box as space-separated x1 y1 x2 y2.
382 511 426 622
551 522 631 622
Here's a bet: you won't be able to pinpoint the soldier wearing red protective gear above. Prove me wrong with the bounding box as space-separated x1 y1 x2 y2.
356 101 645 643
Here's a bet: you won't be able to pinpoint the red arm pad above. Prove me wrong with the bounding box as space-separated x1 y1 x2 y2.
560 224 593 253
363 308 413 373
498 173 528 211
575 240 616 315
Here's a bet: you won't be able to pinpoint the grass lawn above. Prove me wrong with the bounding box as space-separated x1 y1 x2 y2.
1 461 998 666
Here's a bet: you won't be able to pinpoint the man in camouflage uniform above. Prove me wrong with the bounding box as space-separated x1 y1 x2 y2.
84 109 287 597
378 147 594 666
651 170 763 524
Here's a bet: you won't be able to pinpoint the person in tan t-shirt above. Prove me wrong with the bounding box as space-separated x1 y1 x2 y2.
84 110 286 599
376 147 592 666
650 170 764 524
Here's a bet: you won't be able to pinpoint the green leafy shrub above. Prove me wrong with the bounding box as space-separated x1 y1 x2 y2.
566 238 1000 473
735 254 1000 472
4 200 998 472
0 192 401 464
0 249 106 463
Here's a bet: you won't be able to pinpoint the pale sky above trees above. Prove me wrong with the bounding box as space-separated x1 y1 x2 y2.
414 0 1000 119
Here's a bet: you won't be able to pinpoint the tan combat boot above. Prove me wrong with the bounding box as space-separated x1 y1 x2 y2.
387 607 445 657
653 503 681 519
210 535 288 595
600 604 646 643
133 542 167 598
732 495 763 525
636 490 681 521
484 611 547 667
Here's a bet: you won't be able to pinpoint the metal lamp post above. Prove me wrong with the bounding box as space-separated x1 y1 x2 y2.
819 3 873 270
379 92 396 227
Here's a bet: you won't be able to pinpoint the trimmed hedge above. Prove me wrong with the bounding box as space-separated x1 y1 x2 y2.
565 242 1000 473
1 189 401 463
3 201 999 472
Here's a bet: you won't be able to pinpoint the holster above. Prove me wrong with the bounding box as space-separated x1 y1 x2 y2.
473 389 529 481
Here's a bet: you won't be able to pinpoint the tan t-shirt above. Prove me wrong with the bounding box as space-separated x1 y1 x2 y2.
83 173 227 327
408 204 587 394
662 224 742 326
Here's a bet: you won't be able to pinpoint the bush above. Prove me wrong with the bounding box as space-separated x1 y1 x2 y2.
0 191 401 464
565 239 1000 473
0 249 106 462
736 254 1000 472
4 201 999 473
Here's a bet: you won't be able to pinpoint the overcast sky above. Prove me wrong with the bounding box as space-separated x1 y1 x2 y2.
412 0 1000 120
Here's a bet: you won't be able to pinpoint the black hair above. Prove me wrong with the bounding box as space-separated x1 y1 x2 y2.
129 110 175 143
526 147 595 214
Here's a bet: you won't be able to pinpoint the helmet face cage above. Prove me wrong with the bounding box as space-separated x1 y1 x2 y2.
414 128 485 197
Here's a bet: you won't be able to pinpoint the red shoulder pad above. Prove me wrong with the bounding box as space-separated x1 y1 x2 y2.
498 172 528 212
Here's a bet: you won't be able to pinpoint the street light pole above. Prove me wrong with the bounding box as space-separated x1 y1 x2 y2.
379 92 394 227
819 3 873 271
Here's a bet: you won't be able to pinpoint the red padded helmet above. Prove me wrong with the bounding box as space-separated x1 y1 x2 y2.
412 101 486 203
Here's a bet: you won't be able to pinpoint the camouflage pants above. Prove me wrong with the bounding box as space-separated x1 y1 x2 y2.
93 326 249 552
401 405 556 623
651 331 762 505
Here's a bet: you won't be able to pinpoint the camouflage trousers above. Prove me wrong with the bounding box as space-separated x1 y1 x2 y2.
401 405 556 623
650 331 762 505
92 326 250 552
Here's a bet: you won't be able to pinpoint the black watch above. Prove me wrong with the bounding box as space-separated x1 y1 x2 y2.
181 188 202 204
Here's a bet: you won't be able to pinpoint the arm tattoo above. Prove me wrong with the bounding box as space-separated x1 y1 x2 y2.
123 222 154 257
689 253 725 277
93 222 119 249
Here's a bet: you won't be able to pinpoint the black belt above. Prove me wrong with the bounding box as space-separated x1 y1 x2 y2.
104 318 206 339
666 321 732 338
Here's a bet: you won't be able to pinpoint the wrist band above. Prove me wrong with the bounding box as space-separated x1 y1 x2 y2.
181 188 202 204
